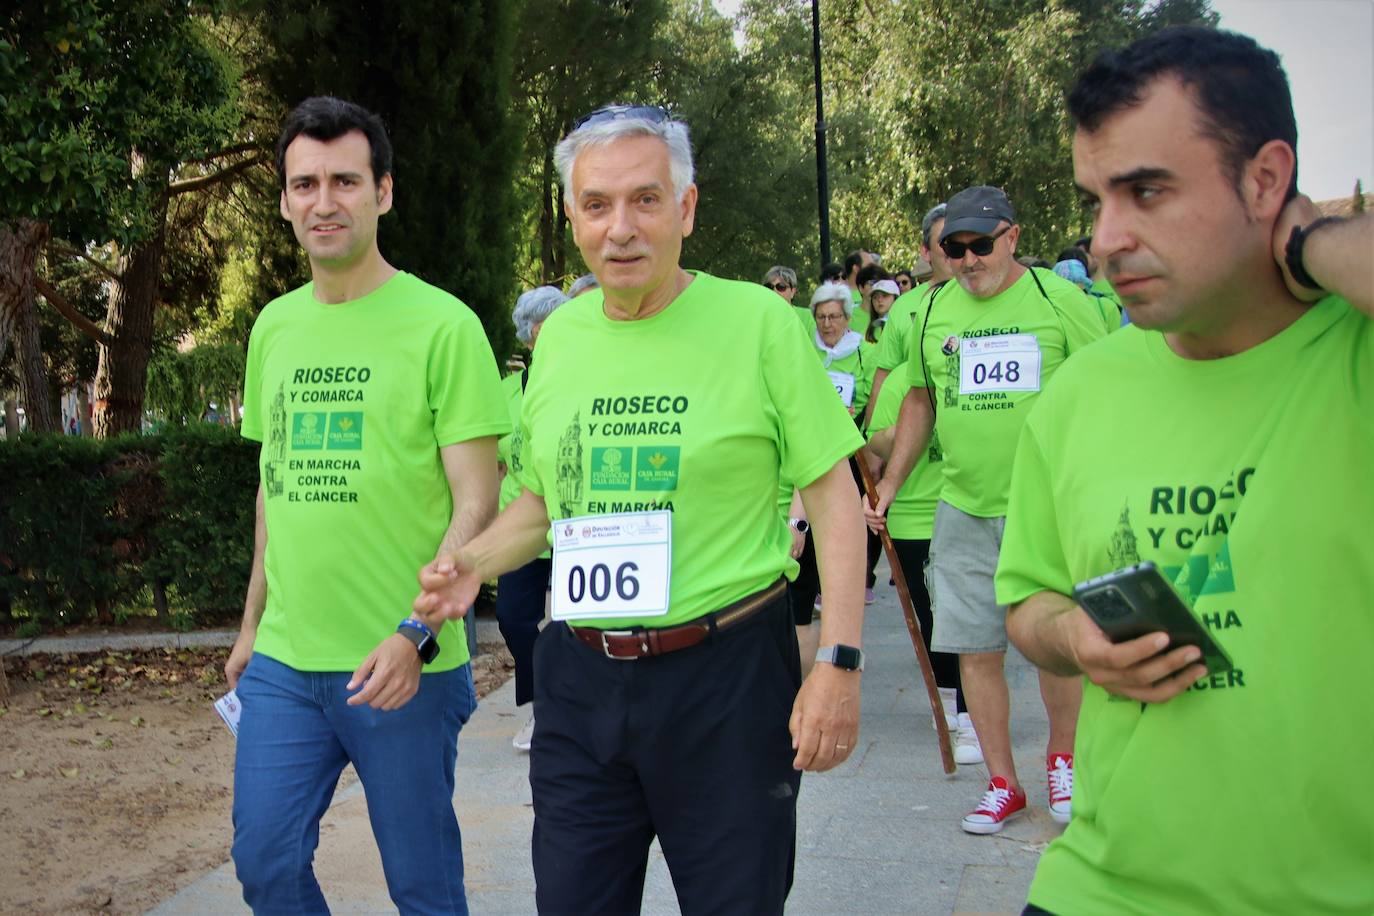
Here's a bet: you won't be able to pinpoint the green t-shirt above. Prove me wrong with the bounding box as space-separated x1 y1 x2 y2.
517 272 863 629
867 361 943 540
241 272 510 672
995 297 1374 914
849 300 870 338
497 370 524 511
793 304 817 340
905 268 1106 517
878 282 936 372
813 335 876 418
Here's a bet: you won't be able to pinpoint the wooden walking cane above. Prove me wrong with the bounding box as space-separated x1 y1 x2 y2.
855 450 957 775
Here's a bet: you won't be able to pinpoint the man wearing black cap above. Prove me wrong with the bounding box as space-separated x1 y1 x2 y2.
866 185 1106 834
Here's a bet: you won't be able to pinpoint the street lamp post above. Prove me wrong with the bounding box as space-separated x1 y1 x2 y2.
811 0 832 268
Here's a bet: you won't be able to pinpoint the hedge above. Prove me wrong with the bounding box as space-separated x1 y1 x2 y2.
0 426 259 631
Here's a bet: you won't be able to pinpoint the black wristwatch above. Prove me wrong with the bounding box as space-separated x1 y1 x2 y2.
788 517 810 535
396 619 440 664
1284 216 1340 292
815 644 864 671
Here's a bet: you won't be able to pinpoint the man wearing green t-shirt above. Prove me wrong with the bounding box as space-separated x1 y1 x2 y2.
864 202 954 430
995 28 1374 915
415 105 866 915
226 97 509 914
866 185 1107 835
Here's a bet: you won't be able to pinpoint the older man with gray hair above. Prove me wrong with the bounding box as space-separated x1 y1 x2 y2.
414 104 867 914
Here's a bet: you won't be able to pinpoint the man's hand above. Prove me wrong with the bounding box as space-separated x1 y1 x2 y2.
1060 607 1208 704
225 629 256 688
346 634 423 710
863 478 894 533
413 552 483 629
1273 193 1326 303
788 663 861 771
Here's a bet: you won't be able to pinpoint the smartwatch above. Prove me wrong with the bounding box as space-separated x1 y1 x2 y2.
397 618 440 664
815 644 864 671
789 517 811 535
1284 216 1340 292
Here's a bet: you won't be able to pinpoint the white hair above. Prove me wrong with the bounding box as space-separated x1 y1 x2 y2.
554 115 695 205
512 286 569 344
567 273 600 297
809 281 854 318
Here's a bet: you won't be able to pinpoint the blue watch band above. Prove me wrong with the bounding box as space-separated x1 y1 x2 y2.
398 618 434 639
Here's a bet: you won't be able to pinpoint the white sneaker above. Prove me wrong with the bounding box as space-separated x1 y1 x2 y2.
1047 753 1074 823
954 712 984 766
933 687 959 732
513 714 535 752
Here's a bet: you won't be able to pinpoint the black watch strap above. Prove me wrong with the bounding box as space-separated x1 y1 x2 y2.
1285 216 1340 292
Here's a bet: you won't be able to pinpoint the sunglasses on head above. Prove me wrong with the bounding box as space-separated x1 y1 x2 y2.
572 104 672 132
941 225 1011 260
764 282 792 291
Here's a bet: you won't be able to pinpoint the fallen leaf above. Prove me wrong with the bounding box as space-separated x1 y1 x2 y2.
129 716 145 727
60 767 80 779
36 708 52 717
10 769 26 779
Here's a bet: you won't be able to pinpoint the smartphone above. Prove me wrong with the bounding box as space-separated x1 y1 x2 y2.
1072 561 1233 675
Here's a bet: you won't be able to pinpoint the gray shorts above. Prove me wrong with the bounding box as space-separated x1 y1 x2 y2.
926 500 1008 653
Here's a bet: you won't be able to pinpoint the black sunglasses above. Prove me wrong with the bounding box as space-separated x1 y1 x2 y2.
941 225 1011 260
572 104 672 132
763 282 792 291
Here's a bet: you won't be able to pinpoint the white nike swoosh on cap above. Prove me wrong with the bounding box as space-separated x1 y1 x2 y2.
982 206 993 210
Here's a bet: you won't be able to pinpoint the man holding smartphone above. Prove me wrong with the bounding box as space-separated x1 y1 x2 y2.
996 27 1374 914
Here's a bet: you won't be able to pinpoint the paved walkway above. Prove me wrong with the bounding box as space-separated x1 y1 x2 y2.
151 558 1060 914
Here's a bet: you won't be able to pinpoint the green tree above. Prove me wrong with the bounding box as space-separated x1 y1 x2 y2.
243 0 522 356
2 1 247 435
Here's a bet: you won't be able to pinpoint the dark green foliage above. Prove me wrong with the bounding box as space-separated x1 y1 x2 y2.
0 427 257 630
243 0 522 356
151 425 258 620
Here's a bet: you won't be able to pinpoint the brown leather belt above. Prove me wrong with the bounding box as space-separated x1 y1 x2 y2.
569 579 787 660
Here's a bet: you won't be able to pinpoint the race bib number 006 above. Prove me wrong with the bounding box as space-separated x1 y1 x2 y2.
550 510 672 621
959 333 1042 395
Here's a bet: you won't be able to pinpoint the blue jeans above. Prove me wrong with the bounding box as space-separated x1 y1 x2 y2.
231 653 476 915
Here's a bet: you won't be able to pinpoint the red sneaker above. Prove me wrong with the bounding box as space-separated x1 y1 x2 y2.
1048 753 1073 824
961 776 1027 834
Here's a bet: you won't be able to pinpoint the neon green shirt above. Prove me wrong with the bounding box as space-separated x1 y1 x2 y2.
878 283 933 372
905 268 1106 517
996 297 1374 914
241 272 510 671
812 333 876 418
793 304 817 340
849 300 870 337
517 272 862 629
868 361 943 540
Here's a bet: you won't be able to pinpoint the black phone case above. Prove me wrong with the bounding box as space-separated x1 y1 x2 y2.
1072 561 1233 675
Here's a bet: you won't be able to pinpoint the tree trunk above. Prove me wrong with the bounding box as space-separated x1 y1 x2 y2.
93 201 167 438
3 393 18 438
76 383 92 436
539 149 557 283
14 280 57 433
0 220 49 368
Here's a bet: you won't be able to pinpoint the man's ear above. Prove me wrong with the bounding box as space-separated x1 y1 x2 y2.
679 183 699 238
280 190 290 222
1242 139 1296 223
376 172 394 216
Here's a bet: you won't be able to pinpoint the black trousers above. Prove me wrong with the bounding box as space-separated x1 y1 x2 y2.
787 533 821 625
529 588 802 915
495 557 551 707
889 537 965 711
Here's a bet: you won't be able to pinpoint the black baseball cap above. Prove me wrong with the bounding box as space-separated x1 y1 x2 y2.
940 186 1016 242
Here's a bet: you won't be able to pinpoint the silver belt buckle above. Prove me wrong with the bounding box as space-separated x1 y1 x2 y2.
599 628 643 660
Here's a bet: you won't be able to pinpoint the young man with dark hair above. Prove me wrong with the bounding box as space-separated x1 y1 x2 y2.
997 27 1373 913
227 96 509 914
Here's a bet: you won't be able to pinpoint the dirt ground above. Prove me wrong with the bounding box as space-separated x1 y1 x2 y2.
0 642 514 915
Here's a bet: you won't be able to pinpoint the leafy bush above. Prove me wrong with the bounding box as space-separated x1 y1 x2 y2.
0 428 258 631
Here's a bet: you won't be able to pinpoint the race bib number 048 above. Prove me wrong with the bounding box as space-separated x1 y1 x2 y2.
550 510 672 621
959 333 1042 395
